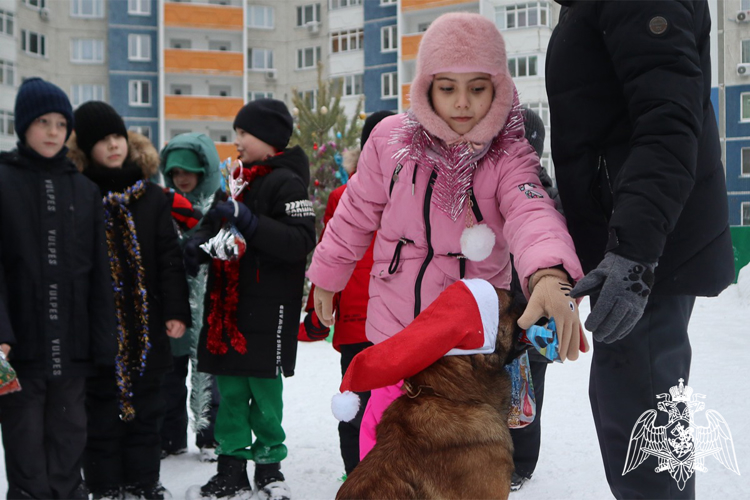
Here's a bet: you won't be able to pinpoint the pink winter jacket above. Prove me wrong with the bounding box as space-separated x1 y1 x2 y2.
307 113 583 345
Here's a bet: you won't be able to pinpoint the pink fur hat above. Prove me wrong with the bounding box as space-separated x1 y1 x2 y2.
409 12 515 145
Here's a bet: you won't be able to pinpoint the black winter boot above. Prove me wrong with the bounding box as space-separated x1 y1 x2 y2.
254 463 291 500
124 482 172 500
194 455 252 499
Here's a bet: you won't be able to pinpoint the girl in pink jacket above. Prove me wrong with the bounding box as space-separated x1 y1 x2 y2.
307 12 585 458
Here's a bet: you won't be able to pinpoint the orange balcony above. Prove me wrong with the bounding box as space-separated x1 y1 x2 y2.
165 49 243 76
215 143 238 160
402 33 422 61
402 83 412 110
165 95 244 122
164 2 243 31
402 0 477 11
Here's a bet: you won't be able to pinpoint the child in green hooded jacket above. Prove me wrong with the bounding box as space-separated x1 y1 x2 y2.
159 133 222 462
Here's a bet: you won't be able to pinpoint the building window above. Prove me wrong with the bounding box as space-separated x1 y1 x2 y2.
21 30 46 57
71 0 103 18
0 9 14 37
508 55 538 78
296 3 321 26
335 74 363 96
170 39 191 50
128 34 151 62
743 202 750 226
743 148 750 176
209 130 232 142
70 84 105 107
742 40 750 64
22 0 46 10
0 60 14 87
742 93 750 122
297 46 321 70
330 0 362 9
249 91 274 101
0 110 13 136
129 125 151 140
743 0 750 10
331 29 363 53
381 72 397 98
129 80 151 106
380 0 397 4
71 39 104 64
495 2 550 30
128 0 150 16
381 25 397 52
248 48 273 70
248 5 274 28
298 90 318 109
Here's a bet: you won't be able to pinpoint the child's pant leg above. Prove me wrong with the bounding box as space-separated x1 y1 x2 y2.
215 375 255 460
161 354 189 453
84 371 126 492
248 375 286 464
338 342 372 474
123 372 166 487
359 382 403 460
1 377 86 499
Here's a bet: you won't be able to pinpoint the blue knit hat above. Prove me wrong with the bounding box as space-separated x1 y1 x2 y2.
14 77 74 142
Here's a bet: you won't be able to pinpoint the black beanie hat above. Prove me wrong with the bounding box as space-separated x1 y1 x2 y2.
361 110 395 148
14 77 74 141
521 106 545 158
233 98 293 151
74 101 129 158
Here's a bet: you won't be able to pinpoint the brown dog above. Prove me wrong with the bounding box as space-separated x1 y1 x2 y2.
336 289 524 500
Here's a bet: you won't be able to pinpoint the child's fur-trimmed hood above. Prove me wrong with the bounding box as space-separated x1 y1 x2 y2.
67 130 160 178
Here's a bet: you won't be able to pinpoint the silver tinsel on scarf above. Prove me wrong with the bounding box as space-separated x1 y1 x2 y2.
389 93 525 222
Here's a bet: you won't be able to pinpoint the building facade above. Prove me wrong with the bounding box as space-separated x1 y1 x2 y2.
363 0 397 114
0 0 16 151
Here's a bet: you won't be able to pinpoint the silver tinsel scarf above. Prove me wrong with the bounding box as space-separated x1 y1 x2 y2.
389 95 524 221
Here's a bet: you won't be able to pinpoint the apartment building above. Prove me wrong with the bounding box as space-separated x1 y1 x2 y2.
328 0 364 118
363 0 397 114
0 0 16 151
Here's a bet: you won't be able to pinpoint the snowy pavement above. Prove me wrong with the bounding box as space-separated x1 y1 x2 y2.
1 283 748 499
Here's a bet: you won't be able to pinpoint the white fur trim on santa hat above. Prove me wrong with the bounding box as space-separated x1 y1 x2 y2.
331 391 360 422
446 279 499 356
460 224 496 261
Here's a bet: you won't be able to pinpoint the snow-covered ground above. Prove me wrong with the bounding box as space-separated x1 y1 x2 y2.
1 278 748 499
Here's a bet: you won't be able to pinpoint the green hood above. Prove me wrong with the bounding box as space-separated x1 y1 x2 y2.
160 133 222 203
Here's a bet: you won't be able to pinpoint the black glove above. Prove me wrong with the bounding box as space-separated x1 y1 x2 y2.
570 252 656 344
303 310 331 341
184 237 210 277
206 200 259 241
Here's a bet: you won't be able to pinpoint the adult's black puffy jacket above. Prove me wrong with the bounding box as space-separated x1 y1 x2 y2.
196 145 316 378
0 145 116 378
68 131 191 375
546 0 734 296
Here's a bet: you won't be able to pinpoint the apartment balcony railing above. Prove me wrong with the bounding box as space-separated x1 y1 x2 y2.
164 2 243 31
164 95 244 121
164 49 243 76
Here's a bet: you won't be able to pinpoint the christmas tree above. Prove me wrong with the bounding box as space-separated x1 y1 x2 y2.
289 62 364 240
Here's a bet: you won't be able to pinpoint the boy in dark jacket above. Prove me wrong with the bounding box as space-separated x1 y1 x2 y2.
68 101 191 500
0 79 116 499
185 99 315 500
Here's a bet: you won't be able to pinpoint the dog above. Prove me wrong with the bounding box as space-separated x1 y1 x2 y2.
336 288 526 500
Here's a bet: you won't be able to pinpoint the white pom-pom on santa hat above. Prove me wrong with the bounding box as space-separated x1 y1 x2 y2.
331 391 360 422
460 224 496 262
331 279 499 421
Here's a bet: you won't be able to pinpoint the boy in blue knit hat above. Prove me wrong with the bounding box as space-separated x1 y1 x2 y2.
0 78 116 499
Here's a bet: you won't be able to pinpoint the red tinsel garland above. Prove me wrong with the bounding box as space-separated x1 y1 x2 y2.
205 164 272 356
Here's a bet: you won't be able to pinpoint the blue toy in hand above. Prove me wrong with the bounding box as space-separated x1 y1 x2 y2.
522 318 561 362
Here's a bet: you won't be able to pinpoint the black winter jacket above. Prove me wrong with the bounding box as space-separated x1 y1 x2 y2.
69 132 191 375
196 146 316 378
546 0 734 296
0 144 116 378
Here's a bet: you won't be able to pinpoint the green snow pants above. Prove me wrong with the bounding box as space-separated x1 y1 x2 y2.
215 375 287 463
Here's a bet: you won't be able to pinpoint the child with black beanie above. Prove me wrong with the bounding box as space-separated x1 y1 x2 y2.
184 99 316 500
68 101 191 500
0 79 117 499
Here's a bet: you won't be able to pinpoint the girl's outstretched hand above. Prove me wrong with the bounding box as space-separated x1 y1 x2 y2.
517 268 581 362
314 286 335 327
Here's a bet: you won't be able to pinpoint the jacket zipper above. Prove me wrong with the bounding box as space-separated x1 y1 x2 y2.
414 169 438 318
389 163 403 197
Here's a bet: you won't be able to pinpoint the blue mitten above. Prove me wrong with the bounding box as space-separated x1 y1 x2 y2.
206 200 259 240
570 252 656 343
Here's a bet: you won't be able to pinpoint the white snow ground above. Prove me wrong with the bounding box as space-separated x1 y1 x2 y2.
1 277 748 499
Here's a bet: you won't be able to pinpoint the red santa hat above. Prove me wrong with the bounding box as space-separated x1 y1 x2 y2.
331 279 500 422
